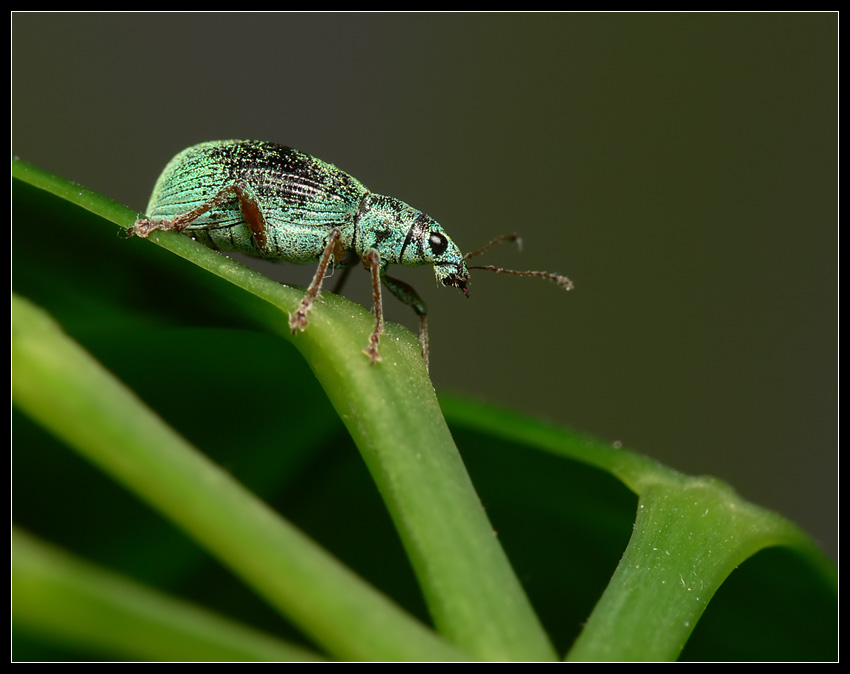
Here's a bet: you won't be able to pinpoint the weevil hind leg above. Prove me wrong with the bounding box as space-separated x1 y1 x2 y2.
379 272 430 371
130 181 273 255
290 228 343 334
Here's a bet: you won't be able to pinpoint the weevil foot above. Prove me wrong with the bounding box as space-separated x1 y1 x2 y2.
289 305 311 333
363 345 382 364
128 218 154 238
128 217 178 238
363 333 382 364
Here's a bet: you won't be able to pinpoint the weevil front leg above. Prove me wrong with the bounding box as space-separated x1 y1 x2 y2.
362 249 385 364
290 228 344 334
130 181 272 254
379 271 430 372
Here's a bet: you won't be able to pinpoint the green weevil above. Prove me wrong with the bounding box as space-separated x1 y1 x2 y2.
130 140 573 367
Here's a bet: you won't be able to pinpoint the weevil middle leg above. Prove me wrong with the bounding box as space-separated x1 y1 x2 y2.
290 228 344 334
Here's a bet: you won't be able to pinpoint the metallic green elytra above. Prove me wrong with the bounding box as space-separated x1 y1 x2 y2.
130 140 573 367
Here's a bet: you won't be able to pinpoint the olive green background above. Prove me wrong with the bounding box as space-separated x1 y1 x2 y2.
13 13 837 558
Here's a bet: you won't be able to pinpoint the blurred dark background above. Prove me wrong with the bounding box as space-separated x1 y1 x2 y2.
12 13 837 559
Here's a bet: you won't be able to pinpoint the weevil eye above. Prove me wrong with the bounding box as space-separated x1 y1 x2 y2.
429 232 448 256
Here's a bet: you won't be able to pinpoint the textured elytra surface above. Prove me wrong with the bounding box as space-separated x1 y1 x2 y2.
147 140 369 262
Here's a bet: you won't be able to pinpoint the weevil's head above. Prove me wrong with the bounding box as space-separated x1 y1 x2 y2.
432 241 470 297
361 195 470 296
411 219 469 297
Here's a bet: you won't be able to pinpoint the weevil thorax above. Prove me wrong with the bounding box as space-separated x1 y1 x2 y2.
356 193 470 296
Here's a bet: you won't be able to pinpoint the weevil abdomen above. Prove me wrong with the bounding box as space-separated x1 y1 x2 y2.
146 140 367 262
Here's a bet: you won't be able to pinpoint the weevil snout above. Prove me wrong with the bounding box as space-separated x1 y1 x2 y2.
438 263 470 297
441 273 469 297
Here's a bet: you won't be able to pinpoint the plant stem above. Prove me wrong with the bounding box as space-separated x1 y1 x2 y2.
12 294 464 662
13 528 323 662
566 475 822 661
13 157 557 660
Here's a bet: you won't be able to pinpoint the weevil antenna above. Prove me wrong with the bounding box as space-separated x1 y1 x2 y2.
467 265 574 291
464 233 523 260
